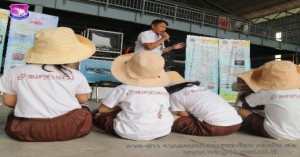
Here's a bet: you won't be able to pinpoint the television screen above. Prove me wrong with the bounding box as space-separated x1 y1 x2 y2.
87 29 123 53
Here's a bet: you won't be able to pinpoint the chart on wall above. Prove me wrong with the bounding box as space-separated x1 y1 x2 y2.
0 9 9 69
185 35 251 102
3 11 59 73
185 35 219 93
219 39 250 102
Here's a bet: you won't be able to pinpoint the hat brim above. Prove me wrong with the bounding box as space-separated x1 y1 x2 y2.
24 35 95 64
166 71 186 84
252 64 300 90
233 61 300 92
232 69 261 92
111 53 170 87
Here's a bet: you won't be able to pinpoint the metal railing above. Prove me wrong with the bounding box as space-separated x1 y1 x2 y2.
74 0 300 45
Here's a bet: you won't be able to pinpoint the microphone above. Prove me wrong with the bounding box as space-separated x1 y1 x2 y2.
161 32 170 43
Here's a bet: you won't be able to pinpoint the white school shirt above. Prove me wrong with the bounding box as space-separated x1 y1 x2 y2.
170 85 242 126
244 89 300 140
102 84 173 140
0 64 91 118
134 30 165 55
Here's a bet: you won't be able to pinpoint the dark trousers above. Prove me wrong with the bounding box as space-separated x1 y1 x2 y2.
243 113 273 138
172 116 241 136
92 111 120 136
5 108 93 142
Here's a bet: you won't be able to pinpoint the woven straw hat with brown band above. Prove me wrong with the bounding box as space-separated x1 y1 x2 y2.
111 51 170 87
232 60 300 92
24 27 96 64
166 71 186 84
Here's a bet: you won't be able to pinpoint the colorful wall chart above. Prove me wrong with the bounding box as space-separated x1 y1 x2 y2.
185 35 219 93
219 39 251 102
185 35 250 102
0 9 9 69
3 11 58 73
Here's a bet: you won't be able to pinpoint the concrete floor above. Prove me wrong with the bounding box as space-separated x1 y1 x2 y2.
0 97 300 157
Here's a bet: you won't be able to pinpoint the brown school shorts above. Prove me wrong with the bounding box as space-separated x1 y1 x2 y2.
243 113 273 138
92 111 119 135
172 116 241 136
5 108 93 142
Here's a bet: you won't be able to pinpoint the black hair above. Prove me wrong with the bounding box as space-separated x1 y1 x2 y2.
165 81 200 94
42 64 72 77
151 19 168 26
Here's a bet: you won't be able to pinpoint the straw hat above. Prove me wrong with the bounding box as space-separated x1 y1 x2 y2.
232 60 300 92
166 71 186 84
111 51 170 87
24 27 96 64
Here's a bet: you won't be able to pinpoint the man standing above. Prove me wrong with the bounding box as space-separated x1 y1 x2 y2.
135 19 185 55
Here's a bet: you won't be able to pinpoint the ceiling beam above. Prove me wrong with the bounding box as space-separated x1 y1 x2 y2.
204 0 243 19
251 7 300 24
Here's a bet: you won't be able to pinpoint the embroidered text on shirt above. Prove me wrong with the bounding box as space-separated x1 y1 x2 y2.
126 90 169 97
271 94 300 100
17 73 74 81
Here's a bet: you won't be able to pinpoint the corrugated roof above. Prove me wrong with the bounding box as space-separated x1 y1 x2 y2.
169 0 300 23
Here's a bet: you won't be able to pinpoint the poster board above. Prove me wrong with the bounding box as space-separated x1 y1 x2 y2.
79 59 119 83
185 35 251 102
0 9 9 69
219 39 251 102
185 35 219 93
3 11 59 73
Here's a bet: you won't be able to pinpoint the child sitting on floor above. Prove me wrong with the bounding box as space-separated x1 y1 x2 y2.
0 27 95 141
93 51 174 140
232 60 300 140
166 71 242 136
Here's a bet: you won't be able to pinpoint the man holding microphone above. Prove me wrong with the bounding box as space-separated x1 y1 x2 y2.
134 19 185 55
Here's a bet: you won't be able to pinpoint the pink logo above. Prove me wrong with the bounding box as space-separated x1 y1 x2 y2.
9 4 29 20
